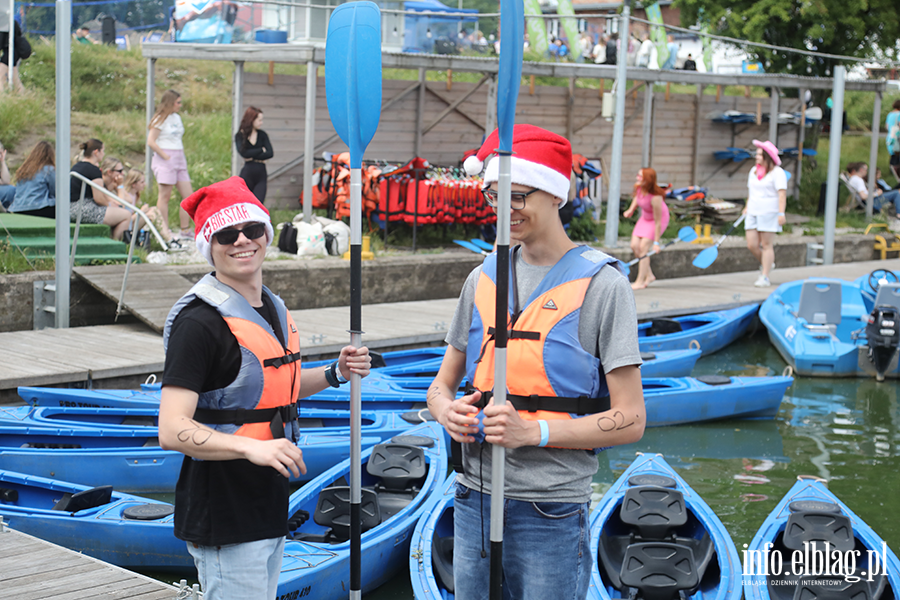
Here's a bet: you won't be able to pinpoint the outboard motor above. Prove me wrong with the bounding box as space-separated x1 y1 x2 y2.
865 305 900 381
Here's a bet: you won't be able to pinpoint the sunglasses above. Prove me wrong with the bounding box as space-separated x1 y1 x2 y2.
214 223 267 245
113 168 124 173
482 188 541 210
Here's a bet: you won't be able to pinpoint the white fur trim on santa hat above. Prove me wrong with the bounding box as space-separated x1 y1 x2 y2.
483 156 571 208
195 202 274 266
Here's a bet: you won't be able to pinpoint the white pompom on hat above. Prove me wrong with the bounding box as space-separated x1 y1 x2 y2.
181 176 274 266
464 124 572 208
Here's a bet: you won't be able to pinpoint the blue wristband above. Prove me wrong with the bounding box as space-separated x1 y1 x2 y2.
537 420 549 447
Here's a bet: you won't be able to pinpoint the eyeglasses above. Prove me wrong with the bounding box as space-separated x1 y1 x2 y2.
482 188 541 210
113 169 124 173
213 223 267 245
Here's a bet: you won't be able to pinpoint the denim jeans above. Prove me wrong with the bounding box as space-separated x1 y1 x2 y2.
187 536 285 600
453 483 592 600
873 189 900 213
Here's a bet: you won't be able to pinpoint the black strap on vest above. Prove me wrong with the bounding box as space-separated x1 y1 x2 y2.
263 351 302 369
193 404 299 440
449 385 611 473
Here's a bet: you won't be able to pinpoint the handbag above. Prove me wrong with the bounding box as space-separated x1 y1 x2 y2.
277 222 298 255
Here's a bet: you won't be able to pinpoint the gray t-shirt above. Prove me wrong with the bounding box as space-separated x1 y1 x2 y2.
445 247 642 503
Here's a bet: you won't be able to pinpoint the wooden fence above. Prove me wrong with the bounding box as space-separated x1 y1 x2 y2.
243 71 802 209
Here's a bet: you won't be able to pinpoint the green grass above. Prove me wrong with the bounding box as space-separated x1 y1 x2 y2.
0 240 55 274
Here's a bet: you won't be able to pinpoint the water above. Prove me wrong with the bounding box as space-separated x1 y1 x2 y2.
146 331 900 597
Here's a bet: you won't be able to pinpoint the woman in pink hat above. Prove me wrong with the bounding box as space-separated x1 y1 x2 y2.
744 139 787 287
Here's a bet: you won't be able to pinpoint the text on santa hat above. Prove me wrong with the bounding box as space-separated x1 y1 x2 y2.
202 204 254 242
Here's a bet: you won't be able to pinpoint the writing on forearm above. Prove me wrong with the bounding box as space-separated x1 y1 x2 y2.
426 385 441 404
596 411 637 432
176 419 213 446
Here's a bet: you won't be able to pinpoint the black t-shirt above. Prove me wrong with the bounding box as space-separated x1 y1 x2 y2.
163 289 291 546
234 129 274 161
70 161 102 202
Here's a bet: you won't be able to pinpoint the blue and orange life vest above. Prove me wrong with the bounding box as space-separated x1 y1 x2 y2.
163 274 302 442
465 246 620 426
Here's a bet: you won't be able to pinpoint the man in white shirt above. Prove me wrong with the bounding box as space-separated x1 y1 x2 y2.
847 162 900 215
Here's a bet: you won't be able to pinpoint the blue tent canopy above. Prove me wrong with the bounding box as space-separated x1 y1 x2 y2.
402 0 479 54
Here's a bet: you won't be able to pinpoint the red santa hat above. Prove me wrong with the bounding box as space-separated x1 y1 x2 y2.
181 177 274 266
463 124 572 208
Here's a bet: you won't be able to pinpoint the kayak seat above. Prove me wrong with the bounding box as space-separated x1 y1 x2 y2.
639 352 657 361
782 510 855 553
367 443 427 522
646 319 683 337
618 541 700 600
52 485 113 512
0 487 18 503
874 283 900 312
308 486 380 543
791 574 883 600
620 486 688 540
400 410 437 424
122 503 175 520
120 416 157 427
797 280 842 328
431 532 455 594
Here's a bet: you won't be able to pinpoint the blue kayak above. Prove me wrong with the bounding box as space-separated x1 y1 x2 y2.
409 474 457 600
589 453 742 600
0 425 383 493
0 469 191 571
759 277 900 379
743 476 900 600
277 421 447 599
638 305 759 356
0 404 431 439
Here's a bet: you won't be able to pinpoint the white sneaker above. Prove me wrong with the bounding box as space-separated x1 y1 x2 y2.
754 275 771 288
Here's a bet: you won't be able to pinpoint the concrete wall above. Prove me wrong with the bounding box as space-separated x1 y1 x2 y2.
0 235 886 333
244 70 801 209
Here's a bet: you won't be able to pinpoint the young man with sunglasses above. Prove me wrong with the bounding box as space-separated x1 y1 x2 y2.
428 125 645 599
159 177 371 599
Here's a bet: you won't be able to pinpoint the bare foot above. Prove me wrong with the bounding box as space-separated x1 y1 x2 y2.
631 280 648 290
645 275 656 287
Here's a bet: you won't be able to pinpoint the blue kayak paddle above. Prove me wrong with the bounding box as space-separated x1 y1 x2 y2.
692 214 746 269
470 238 495 252
325 4 382 598
453 239 489 256
622 226 698 277
490 0 524 598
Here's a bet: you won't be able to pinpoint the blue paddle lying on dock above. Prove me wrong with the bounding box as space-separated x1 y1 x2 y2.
622 226 697 276
692 214 746 269
325 4 382 598
453 239 489 256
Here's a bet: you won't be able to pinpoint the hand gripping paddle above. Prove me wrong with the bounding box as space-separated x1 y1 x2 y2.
325 5 382 598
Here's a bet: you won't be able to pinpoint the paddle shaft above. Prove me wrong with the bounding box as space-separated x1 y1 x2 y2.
491 153 511 600
628 236 681 266
349 168 363 599
715 213 746 247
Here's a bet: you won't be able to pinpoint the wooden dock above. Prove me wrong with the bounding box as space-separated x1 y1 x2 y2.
1 258 897 404
0 521 180 600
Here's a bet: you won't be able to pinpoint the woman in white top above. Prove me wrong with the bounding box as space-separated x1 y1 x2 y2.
147 89 193 239
743 139 787 288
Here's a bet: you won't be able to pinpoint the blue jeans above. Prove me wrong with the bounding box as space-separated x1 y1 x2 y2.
874 189 900 213
187 537 285 600
453 483 592 600
0 185 14 210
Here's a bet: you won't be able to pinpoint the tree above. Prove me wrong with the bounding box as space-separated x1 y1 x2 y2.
675 0 900 81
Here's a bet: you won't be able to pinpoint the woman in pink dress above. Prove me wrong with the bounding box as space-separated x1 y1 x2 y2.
623 168 669 289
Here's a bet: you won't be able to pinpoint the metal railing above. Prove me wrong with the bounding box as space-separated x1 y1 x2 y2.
69 171 169 320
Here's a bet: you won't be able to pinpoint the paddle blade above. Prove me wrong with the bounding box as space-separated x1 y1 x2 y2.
470 238 494 252
496 0 524 150
677 226 698 243
692 246 718 269
454 240 488 256
325 2 382 168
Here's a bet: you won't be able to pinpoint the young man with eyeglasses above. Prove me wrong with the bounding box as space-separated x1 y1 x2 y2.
428 125 645 600
159 177 370 599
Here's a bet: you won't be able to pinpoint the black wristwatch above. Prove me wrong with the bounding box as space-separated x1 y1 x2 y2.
324 360 347 388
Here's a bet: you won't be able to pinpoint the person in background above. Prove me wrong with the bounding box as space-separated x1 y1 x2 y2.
846 162 900 216
69 138 134 240
682 53 697 71
429 124 645 600
8 141 55 218
119 168 179 249
886 99 900 182
554 37 568 61
591 35 607 64
159 177 371 600
578 32 593 64
875 168 896 193
662 34 679 69
148 89 194 240
0 21 28 93
605 32 617 65
74 25 100 44
636 32 655 68
0 141 14 210
623 168 669 290
744 140 787 288
234 106 273 204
